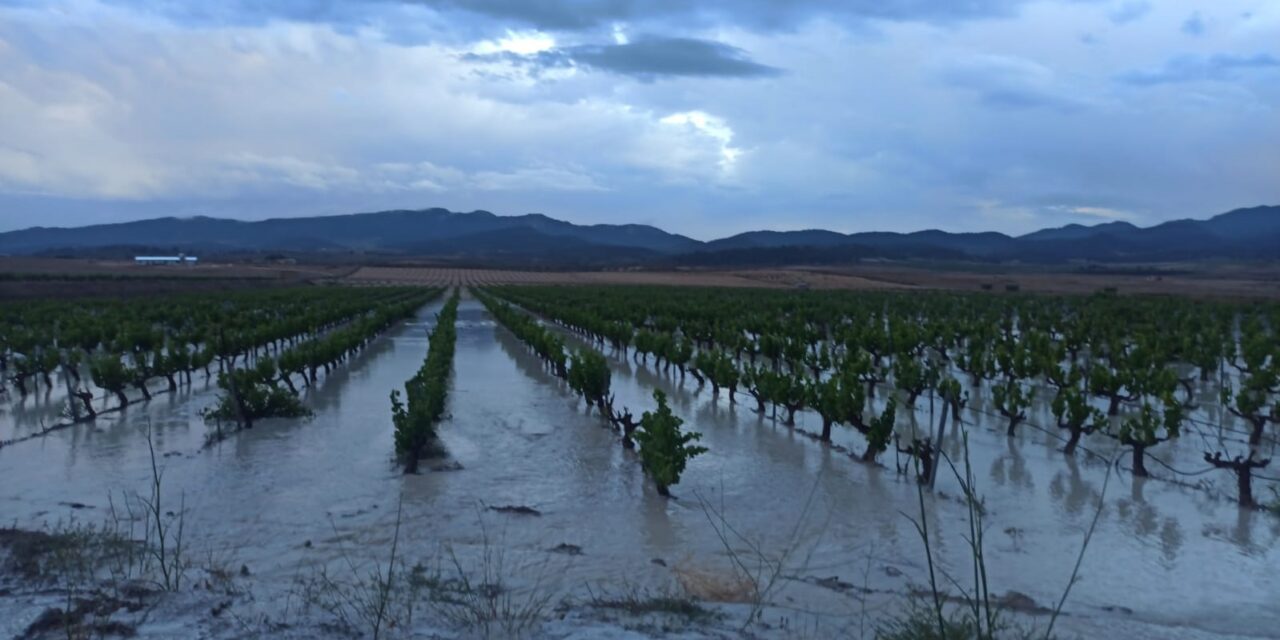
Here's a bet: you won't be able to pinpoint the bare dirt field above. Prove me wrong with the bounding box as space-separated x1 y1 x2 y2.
345 264 1280 299
348 266 615 287
10 258 1280 300
818 263 1280 298
347 266 909 290
0 258 354 299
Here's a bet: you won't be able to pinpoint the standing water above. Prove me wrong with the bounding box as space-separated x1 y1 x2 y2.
1 292 1277 638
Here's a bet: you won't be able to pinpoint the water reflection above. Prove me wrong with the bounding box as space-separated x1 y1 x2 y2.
1049 455 1098 517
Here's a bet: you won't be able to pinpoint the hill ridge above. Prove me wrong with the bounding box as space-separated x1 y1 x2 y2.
1 205 1276 266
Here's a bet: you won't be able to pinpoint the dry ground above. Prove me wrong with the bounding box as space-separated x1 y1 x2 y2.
345 266 903 290
8 258 1280 300
0 257 353 299
345 264 1280 299
821 263 1280 298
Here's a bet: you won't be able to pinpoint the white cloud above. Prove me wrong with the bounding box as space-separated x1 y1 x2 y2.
222 153 362 191
1047 205 1137 221
977 199 1036 223
472 29 556 55
471 165 606 191
657 111 743 176
220 156 605 194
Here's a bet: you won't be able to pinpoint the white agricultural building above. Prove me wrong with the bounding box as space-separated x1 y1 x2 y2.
134 254 199 265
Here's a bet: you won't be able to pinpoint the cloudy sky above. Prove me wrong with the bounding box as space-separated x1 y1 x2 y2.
0 0 1277 239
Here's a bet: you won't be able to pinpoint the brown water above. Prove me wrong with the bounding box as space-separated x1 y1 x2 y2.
1 292 1277 639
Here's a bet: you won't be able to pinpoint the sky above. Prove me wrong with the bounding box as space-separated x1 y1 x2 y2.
0 0 1277 239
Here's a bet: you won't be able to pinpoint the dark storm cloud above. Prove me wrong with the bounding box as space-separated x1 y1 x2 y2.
572 38 780 78
1118 53 1280 85
97 0 374 27
464 36 781 79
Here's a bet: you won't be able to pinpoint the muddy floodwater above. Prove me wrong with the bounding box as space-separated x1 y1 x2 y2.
2 292 1278 639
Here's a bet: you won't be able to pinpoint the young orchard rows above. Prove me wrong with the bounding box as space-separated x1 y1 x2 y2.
393 290 460 473
5 283 1276 508
0 286 442 444
488 285 1279 509
204 287 443 437
476 289 706 497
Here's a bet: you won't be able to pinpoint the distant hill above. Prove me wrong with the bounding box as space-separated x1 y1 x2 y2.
1 205 1277 266
706 229 852 251
0 208 693 267
1009 205 1280 262
1018 220 1140 243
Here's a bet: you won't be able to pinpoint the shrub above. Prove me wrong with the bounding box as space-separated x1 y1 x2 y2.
635 390 707 497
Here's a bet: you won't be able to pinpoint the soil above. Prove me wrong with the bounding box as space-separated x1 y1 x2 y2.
344 263 1280 299
8 257 1279 300
0 257 353 300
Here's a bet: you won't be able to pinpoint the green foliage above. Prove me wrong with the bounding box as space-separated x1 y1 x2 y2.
935 375 968 418
893 356 939 406
862 399 897 462
634 390 707 496
89 353 132 404
661 337 693 371
1114 395 1183 447
204 366 310 426
808 375 846 437
935 376 962 404
188 287 442 437
567 348 611 407
694 349 739 396
467 284 1277 481
3 284 436 411
478 294 567 374
1051 385 1104 454
1222 364 1280 445
992 379 1030 432
1051 386 1092 428
393 291 460 473
742 364 786 413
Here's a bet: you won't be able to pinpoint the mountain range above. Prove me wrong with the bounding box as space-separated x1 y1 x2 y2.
1 205 1277 267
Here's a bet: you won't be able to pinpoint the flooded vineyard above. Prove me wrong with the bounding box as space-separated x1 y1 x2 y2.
1 286 1278 639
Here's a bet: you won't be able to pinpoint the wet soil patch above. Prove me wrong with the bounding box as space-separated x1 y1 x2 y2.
21 597 142 639
1 528 69 579
487 505 541 516
429 460 465 472
907 586 1054 616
